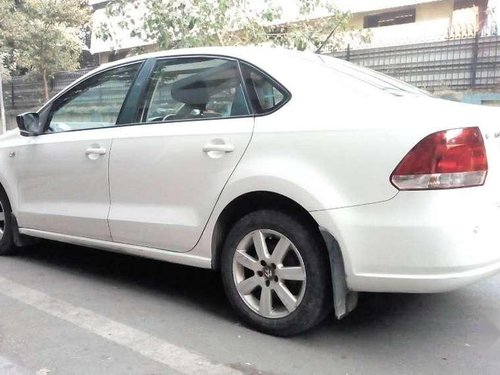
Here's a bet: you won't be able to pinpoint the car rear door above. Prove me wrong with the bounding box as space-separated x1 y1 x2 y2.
108 56 253 251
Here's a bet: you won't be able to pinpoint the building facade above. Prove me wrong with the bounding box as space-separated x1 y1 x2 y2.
346 0 494 48
90 0 499 61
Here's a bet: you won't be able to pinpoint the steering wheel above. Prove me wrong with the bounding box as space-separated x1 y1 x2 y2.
162 114 177 121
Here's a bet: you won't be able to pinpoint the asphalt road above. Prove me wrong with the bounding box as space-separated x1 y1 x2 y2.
0 241 499 375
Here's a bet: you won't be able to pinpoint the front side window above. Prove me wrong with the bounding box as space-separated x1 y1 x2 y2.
140 57 249 123
240 63 289 114
47 63 141 133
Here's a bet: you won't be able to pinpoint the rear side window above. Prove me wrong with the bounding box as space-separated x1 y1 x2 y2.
140 57 249 123
240 63 289 114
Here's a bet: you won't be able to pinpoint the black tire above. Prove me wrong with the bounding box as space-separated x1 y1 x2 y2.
0 188 15 256
221 209 332 336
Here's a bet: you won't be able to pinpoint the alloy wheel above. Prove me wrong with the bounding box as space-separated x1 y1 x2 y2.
232 229 306 319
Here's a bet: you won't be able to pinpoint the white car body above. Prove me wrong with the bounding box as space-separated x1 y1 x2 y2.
2 47 500 315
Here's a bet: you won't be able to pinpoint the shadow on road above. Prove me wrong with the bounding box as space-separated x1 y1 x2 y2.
5 240 500 375
17 240 230 319
13 239 498 347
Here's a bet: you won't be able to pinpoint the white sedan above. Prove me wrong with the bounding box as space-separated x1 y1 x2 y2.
3 47 500 336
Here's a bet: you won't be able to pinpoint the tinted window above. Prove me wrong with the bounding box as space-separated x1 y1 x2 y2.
140 58 249 123
48 63 141 133
240 63 288 114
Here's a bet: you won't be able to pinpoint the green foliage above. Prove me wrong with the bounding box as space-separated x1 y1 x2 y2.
98 0 369 53
0 1 25 74
0 0 91 98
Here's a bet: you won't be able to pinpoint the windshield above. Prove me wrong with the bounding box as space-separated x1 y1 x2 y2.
319 55 431 97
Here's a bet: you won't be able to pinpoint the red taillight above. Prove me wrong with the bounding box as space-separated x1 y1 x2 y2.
391 127 488 190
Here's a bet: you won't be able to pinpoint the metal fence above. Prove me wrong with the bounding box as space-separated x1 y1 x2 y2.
3 33 500 114
333 34 500 91
3 68 93 112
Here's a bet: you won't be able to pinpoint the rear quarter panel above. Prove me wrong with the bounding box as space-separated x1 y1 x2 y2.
231 52 500 211
191 53 500 262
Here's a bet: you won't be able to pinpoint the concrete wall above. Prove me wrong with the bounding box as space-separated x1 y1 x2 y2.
98 44 158 65
349 14 364 29
432 90 500 106
5 110 18 131
462 91 500 105
350 1 453 28
417 0 453 22
348 0 478 47
5 105 38 131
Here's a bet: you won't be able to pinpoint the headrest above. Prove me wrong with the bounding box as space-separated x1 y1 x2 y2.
171 79 209 106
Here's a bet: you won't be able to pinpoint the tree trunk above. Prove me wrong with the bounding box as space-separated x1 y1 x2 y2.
42 69 49 101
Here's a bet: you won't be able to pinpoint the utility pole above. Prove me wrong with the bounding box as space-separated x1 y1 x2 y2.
0 55 6 134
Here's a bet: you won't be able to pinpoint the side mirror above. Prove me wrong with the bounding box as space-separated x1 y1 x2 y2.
16 112 42 136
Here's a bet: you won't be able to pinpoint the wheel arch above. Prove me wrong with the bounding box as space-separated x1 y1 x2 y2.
0 154 19 215
0 177 26 248
211 191 319 270
211 190 358 319
0 175 16 213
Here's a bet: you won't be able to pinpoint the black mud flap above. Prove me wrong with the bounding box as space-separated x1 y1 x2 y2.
11 213 39 247
319 227 358 319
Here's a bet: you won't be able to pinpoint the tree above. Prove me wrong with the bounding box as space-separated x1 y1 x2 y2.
98 0 369 54
267 1 372 52
0 1 24 75
0 0 91 100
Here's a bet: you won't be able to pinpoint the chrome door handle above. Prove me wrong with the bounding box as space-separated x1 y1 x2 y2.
202 143 234 153
85 147 107 156
85 146 107 161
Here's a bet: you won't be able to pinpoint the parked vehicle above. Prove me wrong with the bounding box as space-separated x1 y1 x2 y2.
3 47 500 336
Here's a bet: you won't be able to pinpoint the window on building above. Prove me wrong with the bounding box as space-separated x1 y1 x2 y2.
454 0 477 10
363 8 416 28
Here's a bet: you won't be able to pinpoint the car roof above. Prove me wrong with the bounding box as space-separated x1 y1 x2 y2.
41 46 321 113
98 46 320 70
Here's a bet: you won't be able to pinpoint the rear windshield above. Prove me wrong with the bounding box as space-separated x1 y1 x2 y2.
319 55 431 97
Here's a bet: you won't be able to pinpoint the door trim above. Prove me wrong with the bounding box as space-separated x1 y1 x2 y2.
19 228 212 269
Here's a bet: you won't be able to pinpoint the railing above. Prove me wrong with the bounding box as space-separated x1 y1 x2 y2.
333 34 500 91
3 68 94 112
3 33 500 117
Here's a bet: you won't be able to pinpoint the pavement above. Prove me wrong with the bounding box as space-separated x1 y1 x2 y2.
0 241 499 375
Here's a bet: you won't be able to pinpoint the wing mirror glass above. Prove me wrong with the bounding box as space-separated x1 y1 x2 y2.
16 112 42 136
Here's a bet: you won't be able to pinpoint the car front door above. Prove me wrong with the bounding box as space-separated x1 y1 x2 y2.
15 62 142 240
108 56 254 251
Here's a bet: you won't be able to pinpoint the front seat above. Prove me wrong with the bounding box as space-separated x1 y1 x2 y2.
171 79 209 119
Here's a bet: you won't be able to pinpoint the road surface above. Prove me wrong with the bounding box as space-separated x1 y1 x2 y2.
0 241 499 374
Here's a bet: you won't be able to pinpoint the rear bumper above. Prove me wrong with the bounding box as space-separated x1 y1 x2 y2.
311 187 500 293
